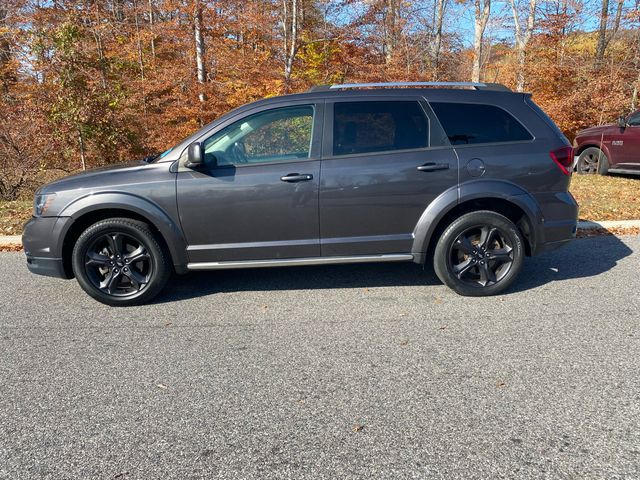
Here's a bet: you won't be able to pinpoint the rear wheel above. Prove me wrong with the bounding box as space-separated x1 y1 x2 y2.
433 211 525 296
71 218 171 306
577 147 609 175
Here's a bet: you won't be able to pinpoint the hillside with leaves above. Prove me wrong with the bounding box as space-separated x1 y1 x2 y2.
1 0 639 200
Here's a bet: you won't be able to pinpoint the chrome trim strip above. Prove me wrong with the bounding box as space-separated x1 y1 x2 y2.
321 233 414 245
187 238 319 251
187 254 414 270
187 234 413 251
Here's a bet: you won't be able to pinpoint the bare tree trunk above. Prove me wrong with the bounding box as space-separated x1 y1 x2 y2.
282 0 301 88
595 0 624 63
509 0 536 91
632 30 640 110
78 128 86 171
88 2 107 90
133 0 145 82
0 7 10 94
194 0 206 103
112 0 125 23
432 0 445 78
133 0 147 115
149 0 156 59
472 0 491 83
384 0 398 64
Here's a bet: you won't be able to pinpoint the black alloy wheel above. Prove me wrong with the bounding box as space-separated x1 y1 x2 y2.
448 225 514 288
72 218 171 306
433 210 525 296
84 232 152 296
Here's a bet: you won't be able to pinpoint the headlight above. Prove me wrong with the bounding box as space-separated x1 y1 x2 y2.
34 193 56 217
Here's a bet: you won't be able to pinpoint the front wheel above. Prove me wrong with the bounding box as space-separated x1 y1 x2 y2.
433 211 525 296
71 218 171 306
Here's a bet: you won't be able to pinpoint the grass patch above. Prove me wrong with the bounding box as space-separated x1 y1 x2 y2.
0 201 32 236
1 174 638 237
570 174 640 221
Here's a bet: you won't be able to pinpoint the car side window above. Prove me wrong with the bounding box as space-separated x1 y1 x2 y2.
627 111 640 126
332 101 429 156
429 102 533 145
202 105 314 167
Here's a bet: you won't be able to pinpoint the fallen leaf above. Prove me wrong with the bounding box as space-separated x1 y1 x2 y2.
352 423 365 432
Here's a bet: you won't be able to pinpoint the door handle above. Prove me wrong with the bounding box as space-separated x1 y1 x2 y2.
417 163 450 172
280 173 314 182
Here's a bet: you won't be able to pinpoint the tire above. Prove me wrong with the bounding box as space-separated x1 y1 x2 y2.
71 218 171 306
577 147 609 175
433 211 525 297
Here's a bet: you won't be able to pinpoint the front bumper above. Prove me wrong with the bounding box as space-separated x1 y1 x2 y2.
22 216 72 279
26 255 67 278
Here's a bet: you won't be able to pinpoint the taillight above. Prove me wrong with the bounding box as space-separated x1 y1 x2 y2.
550 146 574 176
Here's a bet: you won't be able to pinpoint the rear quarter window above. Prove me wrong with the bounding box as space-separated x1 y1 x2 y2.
430 102 532 145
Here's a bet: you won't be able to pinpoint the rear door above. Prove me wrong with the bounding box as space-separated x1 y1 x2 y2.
319 97 458 256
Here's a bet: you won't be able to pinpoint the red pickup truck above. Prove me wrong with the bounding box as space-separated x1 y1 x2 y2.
574 110 640 175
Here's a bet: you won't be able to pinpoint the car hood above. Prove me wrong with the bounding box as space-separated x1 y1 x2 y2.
576 124 613 137
37 161 151 195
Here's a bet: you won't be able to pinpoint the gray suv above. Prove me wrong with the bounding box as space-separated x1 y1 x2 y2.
23 82 578 306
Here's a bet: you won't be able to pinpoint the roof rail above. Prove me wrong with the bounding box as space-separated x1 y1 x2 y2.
307 82 512 92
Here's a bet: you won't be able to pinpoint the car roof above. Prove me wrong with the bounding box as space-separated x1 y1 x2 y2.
244 83 525 108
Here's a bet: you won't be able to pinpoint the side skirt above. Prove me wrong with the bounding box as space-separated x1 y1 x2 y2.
187 254 414 271
608 168 640 175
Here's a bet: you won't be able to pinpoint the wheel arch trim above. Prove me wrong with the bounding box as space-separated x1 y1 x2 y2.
576 143 611 161
57 192 188 273
411 180 543 258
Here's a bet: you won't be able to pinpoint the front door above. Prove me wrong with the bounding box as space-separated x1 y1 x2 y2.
177 103 323 263
319 98 458 256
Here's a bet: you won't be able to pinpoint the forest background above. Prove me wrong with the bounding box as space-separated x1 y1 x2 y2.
1 0 639 200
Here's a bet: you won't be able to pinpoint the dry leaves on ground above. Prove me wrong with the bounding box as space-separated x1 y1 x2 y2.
0 201 32 236
0 244 23 252
570 175 640 221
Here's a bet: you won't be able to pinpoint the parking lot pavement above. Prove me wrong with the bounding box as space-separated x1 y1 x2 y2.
1 234 639 479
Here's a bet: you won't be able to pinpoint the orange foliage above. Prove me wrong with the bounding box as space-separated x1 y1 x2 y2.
0 0 639 198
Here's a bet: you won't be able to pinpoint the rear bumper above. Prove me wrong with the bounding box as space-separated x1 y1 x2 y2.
531 191 578 256
532 230 576 256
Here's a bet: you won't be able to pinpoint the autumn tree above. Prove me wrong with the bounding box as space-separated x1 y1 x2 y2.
472 0 491 82
595 0 625 63
1 0 640 200
509 0 536 91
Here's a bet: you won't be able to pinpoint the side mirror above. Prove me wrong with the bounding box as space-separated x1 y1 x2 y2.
617 116 627 129
185 142 204 169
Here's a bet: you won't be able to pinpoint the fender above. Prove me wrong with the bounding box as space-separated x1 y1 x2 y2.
56 192 189 272
411 180 543 259
578 142 613 165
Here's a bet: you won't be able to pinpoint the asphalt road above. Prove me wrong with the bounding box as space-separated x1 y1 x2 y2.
1 235 639 479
